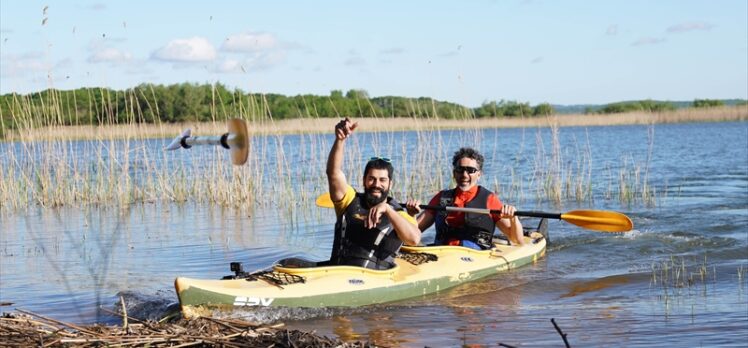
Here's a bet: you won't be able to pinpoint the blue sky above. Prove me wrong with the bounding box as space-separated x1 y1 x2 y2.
1 0 746 107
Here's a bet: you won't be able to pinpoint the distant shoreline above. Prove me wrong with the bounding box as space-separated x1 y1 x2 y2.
5 105 746 142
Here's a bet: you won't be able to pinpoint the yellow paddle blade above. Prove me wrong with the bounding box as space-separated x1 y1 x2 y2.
315 193 335 208
560 210 633 232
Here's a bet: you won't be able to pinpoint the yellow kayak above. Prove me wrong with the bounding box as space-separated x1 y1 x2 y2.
175 224 547 318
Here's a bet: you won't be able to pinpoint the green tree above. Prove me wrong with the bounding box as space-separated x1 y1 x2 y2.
475 101 500 118
501 100 532 117
532 103 555 116
692 99 724 108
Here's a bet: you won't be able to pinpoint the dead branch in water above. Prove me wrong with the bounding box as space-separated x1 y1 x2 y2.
551 318 571 348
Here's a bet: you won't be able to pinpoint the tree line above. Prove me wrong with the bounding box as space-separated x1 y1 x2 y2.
0 82 742 130
583 98 736 114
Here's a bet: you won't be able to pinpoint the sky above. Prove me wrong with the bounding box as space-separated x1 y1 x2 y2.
1 0 746 107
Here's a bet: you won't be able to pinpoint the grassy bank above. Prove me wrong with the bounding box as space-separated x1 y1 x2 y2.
2 105 746 142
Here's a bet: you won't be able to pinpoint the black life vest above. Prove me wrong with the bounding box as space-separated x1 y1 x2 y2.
434 186 496 249
329 193 405 270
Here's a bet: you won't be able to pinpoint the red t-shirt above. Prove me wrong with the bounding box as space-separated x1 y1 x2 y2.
425 186 503 226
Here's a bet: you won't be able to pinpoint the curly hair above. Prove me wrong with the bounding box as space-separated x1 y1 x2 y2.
451 147 484 170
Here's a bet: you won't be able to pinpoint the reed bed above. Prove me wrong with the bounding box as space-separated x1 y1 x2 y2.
3 90 741 211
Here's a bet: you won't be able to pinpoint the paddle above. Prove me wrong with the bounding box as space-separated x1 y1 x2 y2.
315 193 633 232
165 118 249 165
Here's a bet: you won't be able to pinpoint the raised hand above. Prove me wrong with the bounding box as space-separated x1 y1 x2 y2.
335 117 359 140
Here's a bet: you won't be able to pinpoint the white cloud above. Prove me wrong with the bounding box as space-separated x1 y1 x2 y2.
221 32 278 52
210 32 290 73
152 37 216 62
89 47 132 63
215 58 243 73
213 51 286 74
0 52 50 78
531 56 544 64
631 37 666 46
667 21 714 33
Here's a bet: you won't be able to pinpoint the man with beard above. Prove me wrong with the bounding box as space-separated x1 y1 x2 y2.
326 117 421 270
405 147 524 249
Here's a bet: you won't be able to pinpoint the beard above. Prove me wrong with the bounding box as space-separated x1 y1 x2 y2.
364 187 389 207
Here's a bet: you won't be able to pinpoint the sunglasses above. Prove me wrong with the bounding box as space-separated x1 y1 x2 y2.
453 166 480 174
368 156 392 163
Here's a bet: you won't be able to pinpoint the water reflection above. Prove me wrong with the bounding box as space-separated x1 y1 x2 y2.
332 314 414 347
560 274 632 298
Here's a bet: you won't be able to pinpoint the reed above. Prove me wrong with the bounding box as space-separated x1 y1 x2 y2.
650 254 718 302
516 117 598 204
2 88 732 210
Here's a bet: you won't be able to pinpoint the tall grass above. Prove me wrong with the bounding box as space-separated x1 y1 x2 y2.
3 89 740 211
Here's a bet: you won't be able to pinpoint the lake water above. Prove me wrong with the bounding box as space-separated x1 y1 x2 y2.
1 121 747 347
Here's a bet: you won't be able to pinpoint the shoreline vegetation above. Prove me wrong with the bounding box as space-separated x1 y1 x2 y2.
0 84 745 210
0 83 745 141
2 105 746 142
0 105 745 210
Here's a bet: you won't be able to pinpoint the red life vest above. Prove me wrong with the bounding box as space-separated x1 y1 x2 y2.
434 186 496 249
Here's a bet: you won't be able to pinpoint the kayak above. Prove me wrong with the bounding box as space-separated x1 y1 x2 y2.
175 220 548 318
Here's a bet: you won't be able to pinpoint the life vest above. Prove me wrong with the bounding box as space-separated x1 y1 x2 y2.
434 186 496 249
329 193 405 270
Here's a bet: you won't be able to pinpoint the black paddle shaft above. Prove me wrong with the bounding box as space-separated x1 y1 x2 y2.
419 205 562 220
515 211 563 219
